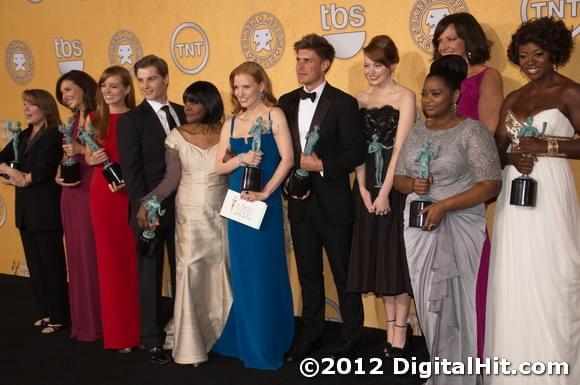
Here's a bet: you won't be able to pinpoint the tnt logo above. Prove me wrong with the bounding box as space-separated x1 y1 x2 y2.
521 0 580 37
53 37 84 73
171 22 209 75
319 3 367 59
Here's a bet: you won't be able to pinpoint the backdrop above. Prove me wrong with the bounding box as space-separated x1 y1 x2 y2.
1 0 578 329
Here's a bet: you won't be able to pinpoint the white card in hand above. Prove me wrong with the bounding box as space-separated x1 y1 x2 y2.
219 189 267 230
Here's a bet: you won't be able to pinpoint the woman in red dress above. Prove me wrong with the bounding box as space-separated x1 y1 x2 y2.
85 65 140 352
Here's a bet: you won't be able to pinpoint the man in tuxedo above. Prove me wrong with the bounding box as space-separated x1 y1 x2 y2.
117 54 184 365
278 34 365 361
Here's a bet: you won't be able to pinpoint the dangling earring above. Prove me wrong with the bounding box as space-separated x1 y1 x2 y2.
553 64 558 72
467 51 472 61
451 100 457 120
259 90 265 100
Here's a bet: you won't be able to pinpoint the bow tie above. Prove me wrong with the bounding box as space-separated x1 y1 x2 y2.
299 89 316 102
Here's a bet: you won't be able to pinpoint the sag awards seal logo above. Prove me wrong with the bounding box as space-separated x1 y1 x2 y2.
5 40 34 85
171 22 209 75
241 12 285 69
409 0 469 54
520 0 579 38
109 30 143 67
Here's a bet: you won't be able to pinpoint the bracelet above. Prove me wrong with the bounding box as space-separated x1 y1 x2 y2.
547 139 559 156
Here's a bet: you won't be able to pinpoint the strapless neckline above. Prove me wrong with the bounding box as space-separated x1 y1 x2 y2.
507 108 561 125
505 108 574 144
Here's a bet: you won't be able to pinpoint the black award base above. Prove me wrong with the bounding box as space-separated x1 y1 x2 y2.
103 162 124 186
510 175 537 207
61 161 81 184
137 231 158 257
287 171 310 197
409 199 432 228
240 166 262 192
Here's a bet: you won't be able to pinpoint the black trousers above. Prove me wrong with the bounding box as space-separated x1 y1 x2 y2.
135 224 176 348
19 229 68 325
290 200 363 345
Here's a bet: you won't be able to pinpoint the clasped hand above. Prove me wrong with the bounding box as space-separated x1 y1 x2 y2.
1 168 29 187
136 202 158 231
510 137 544 174
85 148 109 166
239 151 262 167
62 141 84 157
300 152 323 172
240 190 268 201
420 202 447 231
360 187 390 215
413 177 432 196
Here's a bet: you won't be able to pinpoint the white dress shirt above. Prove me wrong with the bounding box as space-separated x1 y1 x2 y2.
298 81 326 151
147 99 181 135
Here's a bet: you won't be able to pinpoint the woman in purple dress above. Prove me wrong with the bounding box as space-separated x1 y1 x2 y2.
54 70 102 341
432 13 503 358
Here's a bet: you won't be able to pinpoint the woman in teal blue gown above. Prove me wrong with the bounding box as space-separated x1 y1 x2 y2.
214 61 295 370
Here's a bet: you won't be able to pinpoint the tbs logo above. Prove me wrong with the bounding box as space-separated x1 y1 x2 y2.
54 38 84 74
320 3 366 59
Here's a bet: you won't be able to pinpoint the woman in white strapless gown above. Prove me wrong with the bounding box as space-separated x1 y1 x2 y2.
485 18 580 385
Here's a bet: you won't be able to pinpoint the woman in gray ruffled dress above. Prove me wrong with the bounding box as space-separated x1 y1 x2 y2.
394 55 501 385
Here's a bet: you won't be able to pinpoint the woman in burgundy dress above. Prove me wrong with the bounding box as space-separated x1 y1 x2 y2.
85 65 140 352
55 70 101 341
432 13 504 358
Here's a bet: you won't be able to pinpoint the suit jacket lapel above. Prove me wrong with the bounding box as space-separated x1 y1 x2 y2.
141 100 166 137
310 84 333 131
287 90 302 155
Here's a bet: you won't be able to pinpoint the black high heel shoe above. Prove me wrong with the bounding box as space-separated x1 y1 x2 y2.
389 323 412 358
384 319 395 357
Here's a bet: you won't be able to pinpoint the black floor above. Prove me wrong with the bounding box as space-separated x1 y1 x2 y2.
0 274 428 385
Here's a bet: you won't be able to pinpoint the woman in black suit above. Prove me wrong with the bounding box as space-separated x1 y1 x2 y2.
0 89 68 333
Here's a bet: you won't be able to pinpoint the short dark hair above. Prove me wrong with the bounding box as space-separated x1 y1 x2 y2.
432 12 491 65
363 35 399 67
427 55 468 91
55 70 97 116
507 17 574 67
134 54 169 77
294 34 335 69
182 81 224 125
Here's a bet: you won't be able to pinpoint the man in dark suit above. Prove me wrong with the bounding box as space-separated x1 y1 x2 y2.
278 34 365 361
117 54 184 365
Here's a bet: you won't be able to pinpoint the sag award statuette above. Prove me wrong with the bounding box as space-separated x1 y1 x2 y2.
137 195 166 257
7 120 22 170
240 116 265 192
369 133 391 188
58 118 81 183
287 125 320 197
79 126 124 187
409 141 441 228
509 117 546 207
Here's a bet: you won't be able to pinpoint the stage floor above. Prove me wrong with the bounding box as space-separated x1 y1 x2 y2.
0 273 428 385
